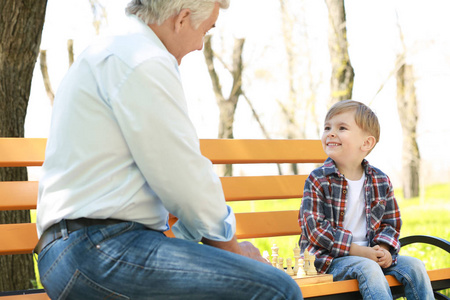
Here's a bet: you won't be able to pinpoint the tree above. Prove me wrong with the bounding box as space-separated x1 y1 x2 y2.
0 0 48 291
396 63 420 199
203 35 245 176
325 0 354 106
395 12 420 199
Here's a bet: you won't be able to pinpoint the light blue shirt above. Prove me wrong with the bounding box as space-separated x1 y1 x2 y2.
36 15 236 243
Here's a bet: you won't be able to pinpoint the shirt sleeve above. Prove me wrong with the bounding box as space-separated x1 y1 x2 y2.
371 176 402 259
109 56 235 242
301 174 353 258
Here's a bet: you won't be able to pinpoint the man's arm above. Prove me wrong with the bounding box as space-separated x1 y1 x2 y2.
202 235 270 265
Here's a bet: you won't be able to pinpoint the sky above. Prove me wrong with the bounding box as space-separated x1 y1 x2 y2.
26 0 450 187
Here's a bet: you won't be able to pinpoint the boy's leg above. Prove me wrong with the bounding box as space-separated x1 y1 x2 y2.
327 256 392 299
383 255 434 300
38 221 302 300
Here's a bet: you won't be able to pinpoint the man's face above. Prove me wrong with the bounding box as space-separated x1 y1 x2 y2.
175 3 220 63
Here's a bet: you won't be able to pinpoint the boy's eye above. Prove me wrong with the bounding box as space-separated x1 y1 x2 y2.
339 126 347 130
324 126 330 131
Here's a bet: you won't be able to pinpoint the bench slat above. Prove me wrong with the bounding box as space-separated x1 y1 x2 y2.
200 139 326 164
0 223 38 255
235 210 300 239
0 138 326 167
0 182 38 210
0 294 49 300
0 176 306 211
165 211 301 239
0 138 47 167
221 175 306 201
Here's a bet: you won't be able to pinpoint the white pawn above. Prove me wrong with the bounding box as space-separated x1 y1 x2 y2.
286 258 294 275
296 258 306 278
262 250 270 263
304 251 318 275
271 244 279 267
277 257 284 271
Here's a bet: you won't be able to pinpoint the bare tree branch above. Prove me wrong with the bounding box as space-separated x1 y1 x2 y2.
39 49 55 105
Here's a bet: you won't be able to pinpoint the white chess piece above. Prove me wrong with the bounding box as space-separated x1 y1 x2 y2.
262 250 270 263
293 245 301 275
277 257 284 271
304 250 318 275
286 258 294 275
296 258 306 278
271 244 279 267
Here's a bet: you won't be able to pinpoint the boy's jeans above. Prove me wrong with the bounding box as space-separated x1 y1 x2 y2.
328 255 434 299
37 221 302 300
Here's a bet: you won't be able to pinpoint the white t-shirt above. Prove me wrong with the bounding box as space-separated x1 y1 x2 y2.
36 15 235 243
344 173 368 246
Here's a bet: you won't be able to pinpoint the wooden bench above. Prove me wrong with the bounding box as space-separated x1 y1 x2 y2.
1 138 449 299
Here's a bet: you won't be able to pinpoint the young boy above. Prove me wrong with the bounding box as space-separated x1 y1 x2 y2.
299 100 433 299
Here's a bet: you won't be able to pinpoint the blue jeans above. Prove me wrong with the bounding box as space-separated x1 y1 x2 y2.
327 255 434 300
37 221 302 300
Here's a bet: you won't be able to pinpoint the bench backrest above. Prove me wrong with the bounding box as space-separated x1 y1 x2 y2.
0 138 327 255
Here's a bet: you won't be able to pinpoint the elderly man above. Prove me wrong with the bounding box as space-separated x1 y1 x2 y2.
35 1 302 299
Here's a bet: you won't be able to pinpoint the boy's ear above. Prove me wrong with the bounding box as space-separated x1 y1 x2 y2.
362 136 376 152
174 8 191 33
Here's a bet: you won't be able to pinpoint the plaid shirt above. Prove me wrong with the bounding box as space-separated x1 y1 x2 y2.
299 158 402 274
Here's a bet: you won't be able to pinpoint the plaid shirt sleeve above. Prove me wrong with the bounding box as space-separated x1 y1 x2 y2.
368 170 402 263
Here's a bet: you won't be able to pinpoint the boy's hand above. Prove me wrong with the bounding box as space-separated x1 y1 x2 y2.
349 243 384 262
374 244 393 269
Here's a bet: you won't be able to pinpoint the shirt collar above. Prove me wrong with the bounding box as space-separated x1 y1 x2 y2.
323 157 373 177
125 14 169 54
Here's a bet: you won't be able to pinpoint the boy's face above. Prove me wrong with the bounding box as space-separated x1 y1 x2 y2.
321 110 370 166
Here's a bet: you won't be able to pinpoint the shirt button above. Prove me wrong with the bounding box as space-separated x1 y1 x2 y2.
340 212 345 216
343 190 347 194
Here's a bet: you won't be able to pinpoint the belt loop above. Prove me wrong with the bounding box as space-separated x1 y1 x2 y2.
60 219 69 240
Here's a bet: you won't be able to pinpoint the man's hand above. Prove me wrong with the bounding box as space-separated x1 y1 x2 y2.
202 235 271 265
238 241 271 265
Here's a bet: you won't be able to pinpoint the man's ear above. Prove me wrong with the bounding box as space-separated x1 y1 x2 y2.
362 136 376 152
174 8 191 33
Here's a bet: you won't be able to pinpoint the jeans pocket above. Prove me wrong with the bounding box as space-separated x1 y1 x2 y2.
58 269 130 300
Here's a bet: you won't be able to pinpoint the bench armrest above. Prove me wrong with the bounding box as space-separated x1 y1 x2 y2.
400 235 450 253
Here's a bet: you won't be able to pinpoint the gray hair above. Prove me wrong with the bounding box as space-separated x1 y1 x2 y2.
125 0 230 29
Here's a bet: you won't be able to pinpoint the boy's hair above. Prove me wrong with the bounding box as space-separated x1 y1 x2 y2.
325 100 380 143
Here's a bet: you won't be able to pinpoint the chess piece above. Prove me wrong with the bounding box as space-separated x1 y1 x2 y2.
296 258 306 278
271 244 279 267
293 245 301 275
286 258 294 275
262 250 270 263
277 257 284 271
304 250 318 275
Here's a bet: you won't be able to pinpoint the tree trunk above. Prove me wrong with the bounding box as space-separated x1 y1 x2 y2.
204 36 245 176
0 0 48 291
396 63 420 199
325 0 354 106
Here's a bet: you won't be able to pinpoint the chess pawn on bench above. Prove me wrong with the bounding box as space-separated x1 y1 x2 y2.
277 257 284 271
271 244 279 267
304 250 318 276
286 258 294 276
296 258 306 278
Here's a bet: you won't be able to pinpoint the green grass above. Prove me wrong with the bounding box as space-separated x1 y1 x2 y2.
229 183 450 297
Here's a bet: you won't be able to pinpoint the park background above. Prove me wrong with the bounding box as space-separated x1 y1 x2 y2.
18 0 450 295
